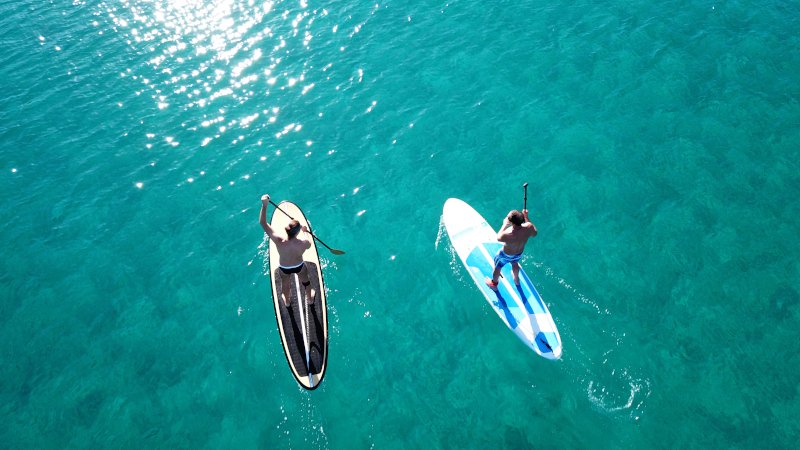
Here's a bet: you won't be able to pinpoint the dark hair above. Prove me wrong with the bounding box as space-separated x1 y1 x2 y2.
508 210 524 226
285 220 301 238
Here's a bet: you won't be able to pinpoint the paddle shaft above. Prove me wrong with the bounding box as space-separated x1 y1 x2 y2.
523 182 528 211
269 199 345 255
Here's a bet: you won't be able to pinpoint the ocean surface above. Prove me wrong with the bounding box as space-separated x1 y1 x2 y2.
2 0 799 448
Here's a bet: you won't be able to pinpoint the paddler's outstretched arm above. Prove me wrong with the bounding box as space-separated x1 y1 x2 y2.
259 194 277 239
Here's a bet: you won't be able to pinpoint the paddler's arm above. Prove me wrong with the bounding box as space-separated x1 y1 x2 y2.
259 194 276 238
497 216 512 241
523 209 538 238
301 225 313 249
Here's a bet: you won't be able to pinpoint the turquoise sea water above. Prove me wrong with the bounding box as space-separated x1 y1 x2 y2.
2 0 799 448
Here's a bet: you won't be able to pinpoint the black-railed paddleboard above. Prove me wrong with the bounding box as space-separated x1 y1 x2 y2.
268 201 328 389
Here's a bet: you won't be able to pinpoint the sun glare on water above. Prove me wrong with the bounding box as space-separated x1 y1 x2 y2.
104 0 335 191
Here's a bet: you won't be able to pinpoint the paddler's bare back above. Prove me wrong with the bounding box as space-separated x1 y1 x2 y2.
499 223 536 255
486 208 538 290
274 232 312 266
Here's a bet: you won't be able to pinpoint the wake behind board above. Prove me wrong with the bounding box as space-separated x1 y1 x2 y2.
443 198 562 359
269 201 328 389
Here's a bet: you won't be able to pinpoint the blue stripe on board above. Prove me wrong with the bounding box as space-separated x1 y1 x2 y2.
465 243 525 328
535 332 558 354
518 269 548 316
475 242 547 316
512 258 559 356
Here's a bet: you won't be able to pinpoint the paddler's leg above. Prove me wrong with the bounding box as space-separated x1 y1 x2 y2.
485 251 504 290
485 266 501 291
299 263 316 304
511 262 521 286
280 271 292 307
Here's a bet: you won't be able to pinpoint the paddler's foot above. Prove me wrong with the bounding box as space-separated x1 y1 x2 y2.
485 277 499 291
281 293 291 307
306 288 316 305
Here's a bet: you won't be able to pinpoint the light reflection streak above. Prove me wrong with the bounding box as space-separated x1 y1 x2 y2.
100 0 377 192
109 0 284 124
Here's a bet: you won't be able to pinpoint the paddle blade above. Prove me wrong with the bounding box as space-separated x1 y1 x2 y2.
330 249 345 255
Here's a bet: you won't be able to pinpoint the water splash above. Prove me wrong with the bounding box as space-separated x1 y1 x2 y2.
253 234 270 275
586 364 651 421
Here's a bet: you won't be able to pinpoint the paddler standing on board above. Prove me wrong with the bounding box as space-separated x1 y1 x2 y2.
260 194 316 306
485 209 537 290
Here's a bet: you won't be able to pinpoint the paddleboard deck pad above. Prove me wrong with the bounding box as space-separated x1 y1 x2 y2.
443 198 562 359
269 201 329 389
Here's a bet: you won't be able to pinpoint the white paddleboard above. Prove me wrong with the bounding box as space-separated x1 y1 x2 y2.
269 201 329 389
443 198 562 359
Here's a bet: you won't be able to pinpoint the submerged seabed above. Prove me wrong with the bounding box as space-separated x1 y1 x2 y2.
1 0 798 448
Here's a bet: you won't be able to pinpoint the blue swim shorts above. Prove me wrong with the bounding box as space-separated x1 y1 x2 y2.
494 250 522 269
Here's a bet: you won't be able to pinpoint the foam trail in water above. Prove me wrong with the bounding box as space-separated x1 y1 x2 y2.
434 214 446 250
436 214 466 283
301 393 330 450
530 261 651 421
249 235 270 275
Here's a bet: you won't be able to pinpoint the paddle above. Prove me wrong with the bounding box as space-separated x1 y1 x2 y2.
522 182 528 211
269 199 346 255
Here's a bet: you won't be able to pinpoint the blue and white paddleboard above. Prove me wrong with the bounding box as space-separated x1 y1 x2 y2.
443 198 562 360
